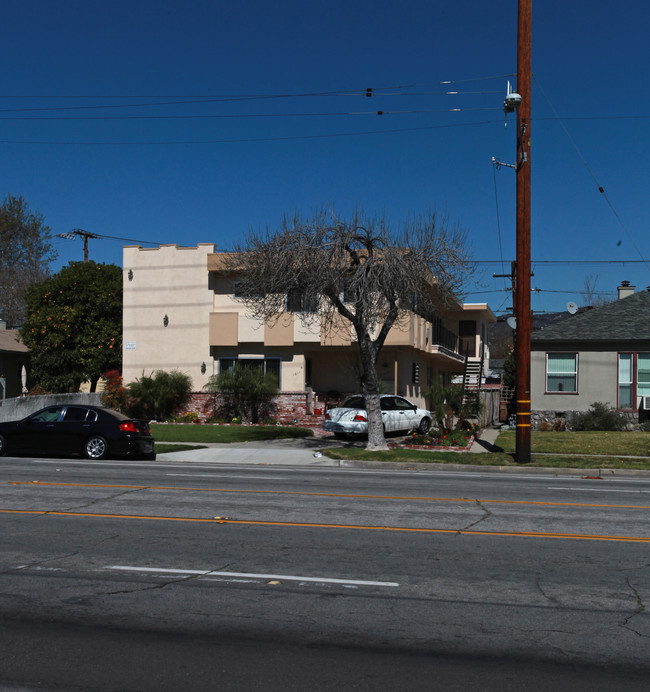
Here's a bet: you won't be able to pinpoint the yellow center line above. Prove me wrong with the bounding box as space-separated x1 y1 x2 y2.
3 480 650 511
1 507 649 543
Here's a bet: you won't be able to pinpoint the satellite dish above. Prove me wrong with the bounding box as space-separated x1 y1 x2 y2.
567 302 578 315
506 316 517 329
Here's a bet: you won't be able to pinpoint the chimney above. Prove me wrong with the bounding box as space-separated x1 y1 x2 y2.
617 280 635 300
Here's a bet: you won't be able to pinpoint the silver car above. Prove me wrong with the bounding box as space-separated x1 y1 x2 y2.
323 394 432 438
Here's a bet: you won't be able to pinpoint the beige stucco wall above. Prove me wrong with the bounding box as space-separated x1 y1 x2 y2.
123 244 216 389
531 346 617 412
123 246 496 404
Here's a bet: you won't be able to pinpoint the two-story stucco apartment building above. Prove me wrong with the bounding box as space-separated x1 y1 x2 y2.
122 244 495 419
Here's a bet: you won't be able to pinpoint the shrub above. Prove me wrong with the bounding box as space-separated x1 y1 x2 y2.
205 365 278 424
571 402 627 431
425 381 479 430
178 411 199 424
408 429 472 447
126 369 193 421
101 370 128 412
552 416 568 432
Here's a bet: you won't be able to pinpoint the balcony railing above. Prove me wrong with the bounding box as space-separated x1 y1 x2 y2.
430 321 461 355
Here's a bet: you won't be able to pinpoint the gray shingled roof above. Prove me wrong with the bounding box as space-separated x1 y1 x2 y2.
0 329 29 354
531 289 650 343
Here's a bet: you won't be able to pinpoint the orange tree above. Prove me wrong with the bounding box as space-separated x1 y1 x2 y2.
20 261 122 392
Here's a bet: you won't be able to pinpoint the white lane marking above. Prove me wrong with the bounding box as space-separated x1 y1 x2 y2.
548 487 650 494
105 565 399 587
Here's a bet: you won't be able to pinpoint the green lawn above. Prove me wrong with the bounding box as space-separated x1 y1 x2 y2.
494 430 650 457
150 424 313 444
320 430 650 470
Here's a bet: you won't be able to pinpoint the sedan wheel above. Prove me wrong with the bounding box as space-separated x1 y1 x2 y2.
84 435 108 460
0 434 6 457
418 417 431 434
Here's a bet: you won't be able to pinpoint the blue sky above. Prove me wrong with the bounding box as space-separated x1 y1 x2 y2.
2 0 649 315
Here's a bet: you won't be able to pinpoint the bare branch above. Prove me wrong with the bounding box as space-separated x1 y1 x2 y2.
224 208 473 449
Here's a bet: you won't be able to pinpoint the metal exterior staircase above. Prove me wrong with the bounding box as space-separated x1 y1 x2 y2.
462 343 485 404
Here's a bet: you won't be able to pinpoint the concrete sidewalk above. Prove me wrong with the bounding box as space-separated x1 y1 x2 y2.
158 427 503 466
469 426 501 453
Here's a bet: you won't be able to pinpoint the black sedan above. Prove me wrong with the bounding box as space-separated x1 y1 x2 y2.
0 404 155 460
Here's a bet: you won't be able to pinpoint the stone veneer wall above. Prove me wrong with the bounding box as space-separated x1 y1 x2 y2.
182 391 315 424
531 409 644 431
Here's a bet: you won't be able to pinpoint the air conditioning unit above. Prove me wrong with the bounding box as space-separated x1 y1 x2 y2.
643 396 650 411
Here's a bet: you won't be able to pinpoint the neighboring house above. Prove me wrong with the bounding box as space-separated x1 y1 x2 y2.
122 244 496 419
0 320 30 400
531 282 650 427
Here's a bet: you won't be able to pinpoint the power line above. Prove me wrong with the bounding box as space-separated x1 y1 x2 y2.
0 118 501 145
533 75 650 273
472 259 649 265
0 75 516 102
0 107 501 122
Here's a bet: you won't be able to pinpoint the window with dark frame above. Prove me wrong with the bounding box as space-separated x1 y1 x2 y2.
219 358 281 387
286 288 317 313
618 352 650 409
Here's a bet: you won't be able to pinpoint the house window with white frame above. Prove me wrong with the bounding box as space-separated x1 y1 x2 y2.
546 353 577 393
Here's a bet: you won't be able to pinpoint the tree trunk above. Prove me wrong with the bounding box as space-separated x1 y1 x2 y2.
357 332 387 451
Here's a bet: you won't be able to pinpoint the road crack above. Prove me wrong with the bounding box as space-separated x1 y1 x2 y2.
459 499 492 532
621 577 647 638
64 486 148 512
102 563 238 596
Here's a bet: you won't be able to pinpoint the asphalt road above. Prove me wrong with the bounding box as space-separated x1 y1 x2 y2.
1 454 649 690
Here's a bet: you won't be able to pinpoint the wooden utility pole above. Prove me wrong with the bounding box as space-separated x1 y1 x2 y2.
515 0 532 463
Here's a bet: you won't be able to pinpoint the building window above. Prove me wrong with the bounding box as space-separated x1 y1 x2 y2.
546 353 577 393
219 358 281 387
618 353 634 409
287 288 317 313
619 352 650 409
342 279 357 304
638 353 650 398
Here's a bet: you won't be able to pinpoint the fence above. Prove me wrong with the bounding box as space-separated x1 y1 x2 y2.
0 393 102 422
478 386 501 428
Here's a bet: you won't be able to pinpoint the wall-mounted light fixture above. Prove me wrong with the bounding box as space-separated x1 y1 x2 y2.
201 362 206 374
127 269 133 281
163 314 169 327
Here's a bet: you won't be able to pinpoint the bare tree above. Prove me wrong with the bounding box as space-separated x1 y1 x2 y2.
0 195 56 327
227 209 473 450
582 274 611 308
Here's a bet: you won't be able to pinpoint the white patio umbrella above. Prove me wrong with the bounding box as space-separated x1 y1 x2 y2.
21 364 28 396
